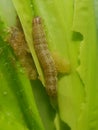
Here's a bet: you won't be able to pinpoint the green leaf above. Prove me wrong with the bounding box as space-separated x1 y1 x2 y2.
31 80 56 130
74 0 98 130
28 0 97 130
29 0 85 129
0 0 17 26
0 0 57 129
11 0 45 85
0 36 45 130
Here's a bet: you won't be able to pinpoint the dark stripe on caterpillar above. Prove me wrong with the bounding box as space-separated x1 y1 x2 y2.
32 17 57 97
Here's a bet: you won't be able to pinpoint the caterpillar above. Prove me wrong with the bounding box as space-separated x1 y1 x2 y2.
8 26 37 80
32 17 57 97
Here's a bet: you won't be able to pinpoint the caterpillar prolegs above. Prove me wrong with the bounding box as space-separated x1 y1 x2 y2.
32 17 57 97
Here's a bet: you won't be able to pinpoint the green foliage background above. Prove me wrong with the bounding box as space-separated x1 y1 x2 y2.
0 0 98 130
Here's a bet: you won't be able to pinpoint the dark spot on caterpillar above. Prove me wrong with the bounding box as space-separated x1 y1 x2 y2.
32 17 57 97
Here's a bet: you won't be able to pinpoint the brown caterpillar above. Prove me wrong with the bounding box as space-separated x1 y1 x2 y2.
8 26 37 80
32 17 57 97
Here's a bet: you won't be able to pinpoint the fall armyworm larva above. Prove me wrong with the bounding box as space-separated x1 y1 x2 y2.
8 26 37 80
32 17 57 97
